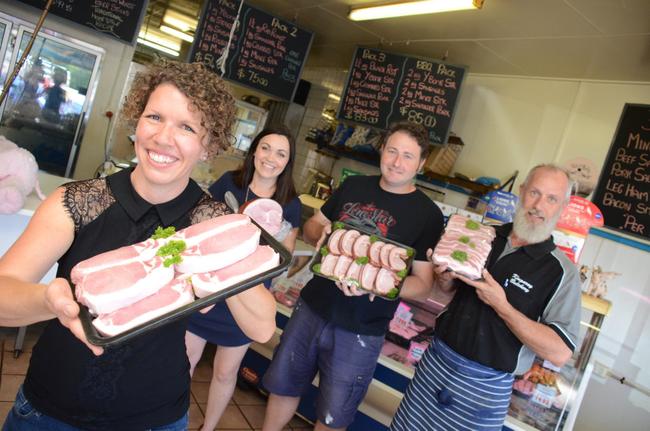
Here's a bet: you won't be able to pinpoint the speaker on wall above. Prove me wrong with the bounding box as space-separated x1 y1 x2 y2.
293 79 311 106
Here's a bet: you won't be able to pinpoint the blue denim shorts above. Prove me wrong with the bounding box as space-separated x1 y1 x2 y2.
262 299 384 428
2 385 189 431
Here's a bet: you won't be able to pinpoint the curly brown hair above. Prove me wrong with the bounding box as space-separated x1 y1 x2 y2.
383 121 431 160
121 60 236 158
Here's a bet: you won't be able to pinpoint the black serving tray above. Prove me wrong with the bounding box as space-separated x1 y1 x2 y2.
310 221 415 300
78 220 292 347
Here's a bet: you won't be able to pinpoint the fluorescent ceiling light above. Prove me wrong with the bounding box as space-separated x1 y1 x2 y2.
349 0 484 21
160 25 194 43
163 9 198 32
138 29 181 51
328 93 341 102
137 38 180 57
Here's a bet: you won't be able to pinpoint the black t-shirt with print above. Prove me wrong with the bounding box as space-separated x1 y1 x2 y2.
300 175 444 335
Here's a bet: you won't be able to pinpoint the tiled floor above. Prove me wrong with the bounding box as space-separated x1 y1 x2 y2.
0 325 312 430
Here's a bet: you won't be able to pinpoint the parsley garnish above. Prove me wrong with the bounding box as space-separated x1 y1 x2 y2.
386 288 399 299
156 240 186 267
151 226 176 239
451 250 468 263
355 256 369 265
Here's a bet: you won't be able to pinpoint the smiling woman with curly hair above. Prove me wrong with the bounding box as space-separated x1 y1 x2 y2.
0 59 276 431
121 60 236 158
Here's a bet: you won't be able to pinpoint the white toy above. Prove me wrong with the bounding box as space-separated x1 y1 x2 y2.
0 135 46 214
585 266 621 299
563 157 598 197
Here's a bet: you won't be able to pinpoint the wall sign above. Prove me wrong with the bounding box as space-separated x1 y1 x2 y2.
190 0 313 102
18 0 148 44
591 103 650 240
337 46 466 144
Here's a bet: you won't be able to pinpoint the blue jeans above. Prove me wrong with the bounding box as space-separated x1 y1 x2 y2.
262 299 384 428
3 386 189 431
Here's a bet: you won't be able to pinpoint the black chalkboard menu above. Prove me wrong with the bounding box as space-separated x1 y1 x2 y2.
337 46 466 144
591 103 650 240
17 0 147 44
189 0 313 102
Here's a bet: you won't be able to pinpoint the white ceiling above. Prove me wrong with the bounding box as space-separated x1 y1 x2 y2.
244 0 650 82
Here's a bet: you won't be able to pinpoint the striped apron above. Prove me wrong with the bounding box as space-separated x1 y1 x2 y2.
391 337 514 431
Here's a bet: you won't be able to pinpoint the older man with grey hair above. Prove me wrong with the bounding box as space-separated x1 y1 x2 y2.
392 164 581 431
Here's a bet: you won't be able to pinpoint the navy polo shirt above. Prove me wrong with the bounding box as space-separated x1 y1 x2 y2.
435 223 581 375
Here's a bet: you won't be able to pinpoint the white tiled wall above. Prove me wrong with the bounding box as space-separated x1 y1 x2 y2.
292 68 348 192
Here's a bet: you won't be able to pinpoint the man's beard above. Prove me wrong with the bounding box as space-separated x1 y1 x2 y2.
512 205 562 244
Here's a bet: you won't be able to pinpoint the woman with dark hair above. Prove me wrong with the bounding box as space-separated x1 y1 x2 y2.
185 125 300 431
231 126 299 210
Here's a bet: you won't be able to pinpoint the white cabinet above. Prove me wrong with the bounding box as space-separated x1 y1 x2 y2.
0 172 69 356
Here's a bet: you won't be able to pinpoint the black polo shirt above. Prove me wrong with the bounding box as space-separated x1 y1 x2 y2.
435 223 581 374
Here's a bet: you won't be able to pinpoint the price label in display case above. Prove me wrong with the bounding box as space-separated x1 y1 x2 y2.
530 385 557 409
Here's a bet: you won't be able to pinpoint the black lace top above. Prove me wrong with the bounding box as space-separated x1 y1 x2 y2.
23 168 229 430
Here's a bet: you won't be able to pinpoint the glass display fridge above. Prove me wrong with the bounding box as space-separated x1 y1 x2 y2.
0 11 103 177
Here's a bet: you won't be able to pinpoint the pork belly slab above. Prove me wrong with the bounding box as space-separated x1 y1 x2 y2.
176 213 251 245
432 214 496 280
92 278 194 336
175 222 260 274
75 257 175 315
191 245 279 298
70 238 164 284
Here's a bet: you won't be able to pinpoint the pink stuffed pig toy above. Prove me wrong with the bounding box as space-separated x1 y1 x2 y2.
0 135 45 214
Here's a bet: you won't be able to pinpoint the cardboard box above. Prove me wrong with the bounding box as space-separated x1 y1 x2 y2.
423 135 464 176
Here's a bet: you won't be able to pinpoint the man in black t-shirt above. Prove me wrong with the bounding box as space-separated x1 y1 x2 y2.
391 164 582 431
261 123 444 431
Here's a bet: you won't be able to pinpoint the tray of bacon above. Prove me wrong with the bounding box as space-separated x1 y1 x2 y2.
431 214 496 280
310 221 415 300
73 214 291 346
